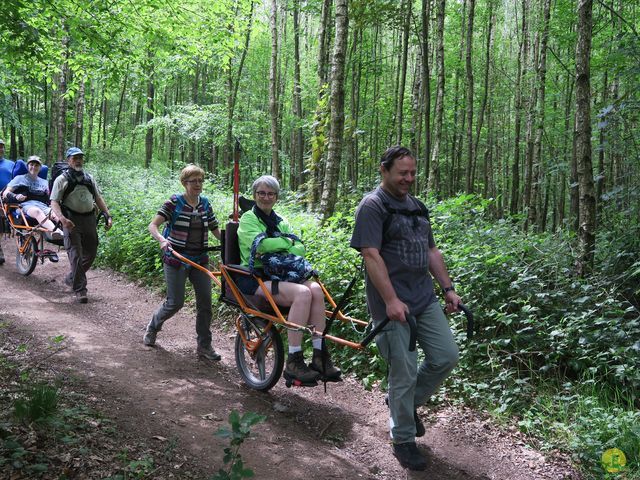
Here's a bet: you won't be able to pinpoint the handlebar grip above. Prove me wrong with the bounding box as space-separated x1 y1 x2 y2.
360 317 390 348
406 314 417 352
458 303 474 339
360 313 417 352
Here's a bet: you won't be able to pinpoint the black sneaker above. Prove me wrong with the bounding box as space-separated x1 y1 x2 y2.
385 395 426 437
392 442 427 471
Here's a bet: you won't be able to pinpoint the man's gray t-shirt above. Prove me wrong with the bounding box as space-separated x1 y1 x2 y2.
350 187 437 322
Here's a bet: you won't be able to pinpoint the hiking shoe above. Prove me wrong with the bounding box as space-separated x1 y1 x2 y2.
309 348 342 380
392 442 427 471
75 292 88 304
285 351 320 383
385 395 425 438
197 346 221 362
143 326 157 346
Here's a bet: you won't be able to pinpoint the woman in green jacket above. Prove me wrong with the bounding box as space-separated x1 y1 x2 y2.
237 175 341 384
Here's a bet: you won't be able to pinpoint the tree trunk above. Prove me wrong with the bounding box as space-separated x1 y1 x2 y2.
464 0 475 193
308 0 333 208
396 0 412 144
145 55 155 169
320 0 348 220
291 0 304 190
526 0 551 231
421 0 432 181
225 1 254 171
575 0 596 277
46 81 56 164
74 80 85 149
57 68 67 161
111 74 128 146
473 0 493 190
427 0 445 195
510 0 528 215
269 0 281 178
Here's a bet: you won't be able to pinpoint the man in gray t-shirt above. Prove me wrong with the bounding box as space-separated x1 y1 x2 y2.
350 146 462 471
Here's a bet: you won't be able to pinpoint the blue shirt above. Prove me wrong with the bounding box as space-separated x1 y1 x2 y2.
0 157 16 190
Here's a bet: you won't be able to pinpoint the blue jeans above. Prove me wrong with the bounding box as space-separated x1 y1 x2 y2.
375 301 459 443
149 262 213 349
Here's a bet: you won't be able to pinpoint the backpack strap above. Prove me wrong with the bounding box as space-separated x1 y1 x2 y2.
61 170 97 203
163 194 187 239
381 195 430 246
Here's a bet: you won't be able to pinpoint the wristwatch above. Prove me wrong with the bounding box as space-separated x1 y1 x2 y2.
443 285 455 293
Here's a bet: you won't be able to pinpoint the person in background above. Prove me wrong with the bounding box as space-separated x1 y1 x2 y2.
144 164 223 362
3 155 63 241
50 147 113 304
236 175 341 384
350 146 461 471
0 139 15 265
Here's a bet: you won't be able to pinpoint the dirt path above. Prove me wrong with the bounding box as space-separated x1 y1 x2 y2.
0 238 580 479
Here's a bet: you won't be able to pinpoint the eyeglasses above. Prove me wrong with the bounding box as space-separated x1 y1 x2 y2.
256 191 276 198
185 179 204 184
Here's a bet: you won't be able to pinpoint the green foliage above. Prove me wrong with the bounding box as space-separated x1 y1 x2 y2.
13 384 59 425
104 453 155 480
211 410 266 480
91 159 231 285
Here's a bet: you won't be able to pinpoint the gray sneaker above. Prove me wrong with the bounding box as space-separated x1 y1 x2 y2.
143 326 157 346
197 346 221 361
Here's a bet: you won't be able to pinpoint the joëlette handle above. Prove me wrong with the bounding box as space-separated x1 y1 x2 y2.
360 314 417 352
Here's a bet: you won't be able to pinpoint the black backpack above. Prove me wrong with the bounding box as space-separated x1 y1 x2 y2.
49 162 96 202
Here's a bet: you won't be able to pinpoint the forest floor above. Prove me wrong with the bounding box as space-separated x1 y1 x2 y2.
0 237 582 480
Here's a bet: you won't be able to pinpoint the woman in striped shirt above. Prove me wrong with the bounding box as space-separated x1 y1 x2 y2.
144 164 222 362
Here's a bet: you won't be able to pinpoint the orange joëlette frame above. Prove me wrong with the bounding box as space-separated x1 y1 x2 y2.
1 201 56 254
167 247 369 350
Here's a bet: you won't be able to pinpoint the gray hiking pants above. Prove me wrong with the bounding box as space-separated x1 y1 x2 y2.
64 212 98 295
375 300 459 443
149 262 213 349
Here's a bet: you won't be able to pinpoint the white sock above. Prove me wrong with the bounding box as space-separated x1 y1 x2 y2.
289 345 302 354
312 338 323 350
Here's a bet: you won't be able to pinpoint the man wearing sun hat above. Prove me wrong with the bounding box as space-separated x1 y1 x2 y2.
0 139 16 265
50 147 113 303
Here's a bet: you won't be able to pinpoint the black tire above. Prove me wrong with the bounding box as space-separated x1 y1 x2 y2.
234 316 284 391
16 235 37 276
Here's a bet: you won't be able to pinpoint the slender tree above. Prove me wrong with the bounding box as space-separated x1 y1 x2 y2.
575 0 596 276
427 0 445 194
320 0 348 219
269 0 281 178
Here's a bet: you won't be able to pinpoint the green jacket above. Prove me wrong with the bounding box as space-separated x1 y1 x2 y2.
237 209 306 268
